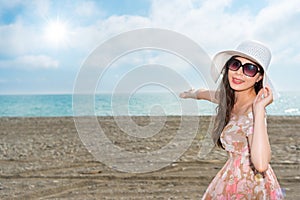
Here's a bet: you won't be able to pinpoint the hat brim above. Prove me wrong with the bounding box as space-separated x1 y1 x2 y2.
210 50 279 99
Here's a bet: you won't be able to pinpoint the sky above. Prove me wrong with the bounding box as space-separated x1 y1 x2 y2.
0 0 299 94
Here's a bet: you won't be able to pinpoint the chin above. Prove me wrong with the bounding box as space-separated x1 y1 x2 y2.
229 81 242 90
229 83 255 93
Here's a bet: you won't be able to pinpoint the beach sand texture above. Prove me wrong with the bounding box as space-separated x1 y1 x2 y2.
0 116 299 199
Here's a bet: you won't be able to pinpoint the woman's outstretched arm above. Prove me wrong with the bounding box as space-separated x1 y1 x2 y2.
179 89 219 103
249 86 273 172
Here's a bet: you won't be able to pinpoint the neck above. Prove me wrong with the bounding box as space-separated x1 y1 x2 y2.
233 88 256 114
235 87 256 102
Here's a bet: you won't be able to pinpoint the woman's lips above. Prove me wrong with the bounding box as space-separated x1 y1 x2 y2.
232 77 244 84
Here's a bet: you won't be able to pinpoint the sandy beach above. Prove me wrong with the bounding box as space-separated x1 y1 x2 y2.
0 116 299 199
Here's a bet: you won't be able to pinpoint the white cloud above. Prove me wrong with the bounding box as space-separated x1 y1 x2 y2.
0 22 45 56
251 0 300 68
69 15 151 52
0 0 51 21
146 0 300 58
30 0 51 18
148 0 254 54
75 1 103 17
0 0 23 10
0 55 59 69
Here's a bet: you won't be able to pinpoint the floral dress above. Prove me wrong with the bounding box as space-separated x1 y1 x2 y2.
202 112 284 200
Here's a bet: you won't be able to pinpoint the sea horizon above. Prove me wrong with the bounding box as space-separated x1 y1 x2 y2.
1 91 300 117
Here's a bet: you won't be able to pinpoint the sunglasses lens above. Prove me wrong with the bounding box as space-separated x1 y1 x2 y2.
228 60 240 71
244 64 258 77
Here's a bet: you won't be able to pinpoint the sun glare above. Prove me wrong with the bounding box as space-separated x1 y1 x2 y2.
44 17 69 47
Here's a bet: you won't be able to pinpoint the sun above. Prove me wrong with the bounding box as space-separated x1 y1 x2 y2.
44 17 69 47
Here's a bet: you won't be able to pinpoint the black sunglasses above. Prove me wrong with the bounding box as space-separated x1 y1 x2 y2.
226 58 262 77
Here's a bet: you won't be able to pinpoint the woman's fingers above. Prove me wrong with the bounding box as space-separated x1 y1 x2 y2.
179 88 195 98
254 86 273 106
254 88 264 103
263 86 273 105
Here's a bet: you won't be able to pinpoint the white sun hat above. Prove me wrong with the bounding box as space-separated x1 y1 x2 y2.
210 40 278 98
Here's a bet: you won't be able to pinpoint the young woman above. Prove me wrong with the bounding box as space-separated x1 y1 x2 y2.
180 40 284 199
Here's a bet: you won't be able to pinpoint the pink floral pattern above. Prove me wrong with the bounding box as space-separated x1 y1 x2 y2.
202 112 284 199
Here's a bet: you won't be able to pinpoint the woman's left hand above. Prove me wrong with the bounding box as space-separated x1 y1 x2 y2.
253 85 273 114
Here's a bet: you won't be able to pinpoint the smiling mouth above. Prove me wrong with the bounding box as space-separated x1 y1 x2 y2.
232 77 244 84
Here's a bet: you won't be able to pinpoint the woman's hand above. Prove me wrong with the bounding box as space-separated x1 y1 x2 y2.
179 89 218 103
179 88 198 99
253 85 273 114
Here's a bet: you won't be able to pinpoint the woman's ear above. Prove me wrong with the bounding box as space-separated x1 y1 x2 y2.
256 74 263 83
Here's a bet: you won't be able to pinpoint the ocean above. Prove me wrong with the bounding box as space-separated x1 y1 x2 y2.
0 92 299 117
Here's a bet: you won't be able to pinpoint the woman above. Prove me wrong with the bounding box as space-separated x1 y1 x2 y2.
180 40 284 199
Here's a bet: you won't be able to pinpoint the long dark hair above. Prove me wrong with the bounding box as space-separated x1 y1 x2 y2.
212 56 264 148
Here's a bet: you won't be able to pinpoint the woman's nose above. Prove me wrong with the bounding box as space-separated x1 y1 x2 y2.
236 66 243 75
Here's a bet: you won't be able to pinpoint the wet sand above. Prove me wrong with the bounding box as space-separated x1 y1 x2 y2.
0 116 299 199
